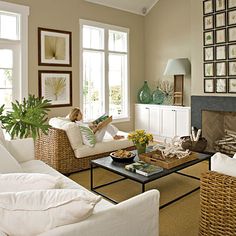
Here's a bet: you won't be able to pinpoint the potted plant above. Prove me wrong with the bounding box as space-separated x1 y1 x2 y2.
0 95 51 140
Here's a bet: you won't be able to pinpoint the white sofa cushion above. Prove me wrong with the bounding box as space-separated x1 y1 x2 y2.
0 173 63 193
211 152 236 177
0 143 22 173
0 189 101 236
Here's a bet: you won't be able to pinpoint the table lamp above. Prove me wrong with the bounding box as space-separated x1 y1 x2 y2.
164 58 191 106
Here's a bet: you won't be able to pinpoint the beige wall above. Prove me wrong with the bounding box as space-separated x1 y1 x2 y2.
2 0 145 131
144 0 191 106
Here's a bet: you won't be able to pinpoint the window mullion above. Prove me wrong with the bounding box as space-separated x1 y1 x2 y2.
104 28 109 115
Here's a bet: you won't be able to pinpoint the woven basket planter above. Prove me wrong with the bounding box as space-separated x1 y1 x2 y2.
181 136 207 153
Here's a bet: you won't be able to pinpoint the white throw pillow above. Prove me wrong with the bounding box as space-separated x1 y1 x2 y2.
0 189 101 236
0 173 63 193
79 125 96 147
49 117 71 128
233 153 236 158
211 152 236 177
0 143 22 173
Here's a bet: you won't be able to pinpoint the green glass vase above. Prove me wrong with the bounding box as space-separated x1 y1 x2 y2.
152 87 164 104
136 143 146 155
138 81 151 104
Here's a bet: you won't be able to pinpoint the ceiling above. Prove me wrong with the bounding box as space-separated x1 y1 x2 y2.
84 0 160 16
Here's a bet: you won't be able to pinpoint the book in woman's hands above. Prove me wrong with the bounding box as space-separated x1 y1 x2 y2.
125 161 163 176
91 114 112 133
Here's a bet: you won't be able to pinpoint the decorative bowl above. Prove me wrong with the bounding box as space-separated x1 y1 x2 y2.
110 151 136 163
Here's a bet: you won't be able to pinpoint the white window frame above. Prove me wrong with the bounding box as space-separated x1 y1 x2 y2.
79 19 130 123
0 1 29 102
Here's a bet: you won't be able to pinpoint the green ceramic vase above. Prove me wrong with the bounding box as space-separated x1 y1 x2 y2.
136 143 146 155
138 81 151 104
152 87 164 104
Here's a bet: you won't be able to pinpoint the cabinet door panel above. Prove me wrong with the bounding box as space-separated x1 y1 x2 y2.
135 106 150 131
161 109 175 138
176 109 190 137
149 108 160 135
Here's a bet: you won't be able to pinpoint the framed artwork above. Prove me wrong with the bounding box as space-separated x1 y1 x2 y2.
228 44 236 59
204 63 214 77
216 45 226 60
38 71 72 107
204 79 215 93
216 28 226 43
203 0 213 14
204 47 214 61
204 15 214 30
215 78 227 93
204 31 214 45
38 28 72 66
228 78 236 92
216 62 227 76
228 10 236 25
228 0 236 9
216 0 226 11
215 12 226 27
228 61 236 75
228 26 236 42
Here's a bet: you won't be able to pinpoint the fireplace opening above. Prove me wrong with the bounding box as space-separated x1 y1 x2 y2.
202 110 236 155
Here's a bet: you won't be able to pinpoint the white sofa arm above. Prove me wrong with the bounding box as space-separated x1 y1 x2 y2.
6 138 35 163
39 189 159 236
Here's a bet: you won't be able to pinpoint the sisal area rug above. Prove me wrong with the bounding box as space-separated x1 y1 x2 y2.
69 161 208 236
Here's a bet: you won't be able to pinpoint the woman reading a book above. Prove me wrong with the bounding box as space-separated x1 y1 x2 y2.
68 108 124 141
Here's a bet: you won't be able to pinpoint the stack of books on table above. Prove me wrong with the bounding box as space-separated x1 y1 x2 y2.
125 161 163 177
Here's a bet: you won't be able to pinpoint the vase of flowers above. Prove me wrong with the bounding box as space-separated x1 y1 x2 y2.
128 130 153 155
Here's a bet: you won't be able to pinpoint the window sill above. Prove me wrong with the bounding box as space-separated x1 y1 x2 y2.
112 117 130 123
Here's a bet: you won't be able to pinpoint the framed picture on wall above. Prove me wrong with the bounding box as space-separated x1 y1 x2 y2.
204 15 214 30
228 61 236 75
228 26 236 42
215 12 226 27
228 10 236 25
38 28 72 66
216 0 226 11
204 31 214 45
228 0 236 9
38 70 72 107
204 79 215 93
204 63 214 77
216 45 226 60
216 28 226 43
216 62 227 76
203 0 213 14
215 78 227 93
228 78 236 92
204 47 214 61
228 44 236 58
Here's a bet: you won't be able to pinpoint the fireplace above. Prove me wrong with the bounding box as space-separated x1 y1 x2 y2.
191 96 236 154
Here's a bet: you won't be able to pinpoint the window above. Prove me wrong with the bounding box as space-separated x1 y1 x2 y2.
80 20 129 122
0 1 29 109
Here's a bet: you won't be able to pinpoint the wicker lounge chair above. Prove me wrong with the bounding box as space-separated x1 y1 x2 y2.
35 127 134 174
199 171 236 236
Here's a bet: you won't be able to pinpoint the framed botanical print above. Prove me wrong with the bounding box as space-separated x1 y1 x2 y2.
38 70 72 107
216 0 226 11
228 44 236 59
215 78 227 93
204 47 214 61
228 78 236 92
228 0 236 9
215 12 226 27
228 26 236 42
204 15 214 30
216 28 226 43
228 61 236 75
216 45 226 60
216 62 227 76
228 10 236 25
38 28 72 66
203 0 213 14
204 31 214 45
204 79 215 93
204 63 214 77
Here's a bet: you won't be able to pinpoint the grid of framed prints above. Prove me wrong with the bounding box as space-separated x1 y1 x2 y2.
203 0 236 94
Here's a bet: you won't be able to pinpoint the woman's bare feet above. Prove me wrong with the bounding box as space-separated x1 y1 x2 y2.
113 135 124 140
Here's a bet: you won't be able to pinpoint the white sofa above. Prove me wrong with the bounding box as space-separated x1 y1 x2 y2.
1 137 160 236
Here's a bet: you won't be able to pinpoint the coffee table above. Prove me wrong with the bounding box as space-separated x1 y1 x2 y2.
90 151 211 209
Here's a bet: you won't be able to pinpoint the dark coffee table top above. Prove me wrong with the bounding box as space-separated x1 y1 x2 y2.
91 151 211 184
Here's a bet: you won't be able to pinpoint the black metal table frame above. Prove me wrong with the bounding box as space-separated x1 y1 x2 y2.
90 158 211 209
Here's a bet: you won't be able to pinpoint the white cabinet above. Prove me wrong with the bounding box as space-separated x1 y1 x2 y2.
135 104 190 140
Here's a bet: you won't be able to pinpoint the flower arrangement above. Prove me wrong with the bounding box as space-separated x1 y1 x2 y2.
128 130 153 146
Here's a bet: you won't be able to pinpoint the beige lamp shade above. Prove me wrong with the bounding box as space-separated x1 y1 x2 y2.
164 58 191 76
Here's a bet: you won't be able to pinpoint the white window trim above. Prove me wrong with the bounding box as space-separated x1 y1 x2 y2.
79 19 130 122
0 0 29 102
